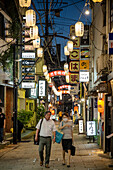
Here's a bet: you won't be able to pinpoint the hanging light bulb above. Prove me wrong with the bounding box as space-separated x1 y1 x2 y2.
19 0 31 7
67 41 73 52
37 48 43 57
64 46 69 56
26 9 36 27
43 65 47 73
85 9 90 15
64 63 68 71
33 37 40 48
30 26 38 39
75 22 84 37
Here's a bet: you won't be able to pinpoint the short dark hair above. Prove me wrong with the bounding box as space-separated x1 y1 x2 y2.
0 108 2 113
44 111 51 116
63 112 68 117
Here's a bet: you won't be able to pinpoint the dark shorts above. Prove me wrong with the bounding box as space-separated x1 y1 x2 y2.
62 139 72 151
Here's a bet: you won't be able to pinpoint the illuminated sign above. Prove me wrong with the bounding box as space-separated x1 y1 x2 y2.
38 80 46 97
87 121 96 136
22 82 35 88
22 67 35 73
22 60 35 66
22 52 35 59
58 85 70 90
58 90 70 94
69 61 79 72
49 70 66 77
80 72 89 82
81 49 89 58
70 73 79 84
80 60 89 70
70 49 80 60
22 75 35 81
79 120 84 134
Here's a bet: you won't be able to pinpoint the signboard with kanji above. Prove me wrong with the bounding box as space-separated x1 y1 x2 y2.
70 25 75 36
80 72 89 82
70 73 79 84
79 119 84 134
38 80 46 98
70 49 80 60
87 121 96 136
73 38 80 48
80 60 89 70
69 61 79 72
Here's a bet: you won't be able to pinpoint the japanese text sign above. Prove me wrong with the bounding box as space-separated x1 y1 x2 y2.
69 61 79 72
80 60 89 70
70 49 80 60
87 121 96 136
70 73 79 84
38 80 46 97
79 120 84 134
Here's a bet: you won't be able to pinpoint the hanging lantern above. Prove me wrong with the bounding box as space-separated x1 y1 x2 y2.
92 0 103 2
67 41 73 52
43 65 47 72
26 9 36 27
64 46 69 55
33 37 40 48
30 26 38 39
66 74 69 83
64 63 68 71
19 0 31 7
75 22 84 37
37 48 43 57
98 99 104 113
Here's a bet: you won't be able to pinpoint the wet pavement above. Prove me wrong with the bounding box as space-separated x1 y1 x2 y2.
0 124 113 170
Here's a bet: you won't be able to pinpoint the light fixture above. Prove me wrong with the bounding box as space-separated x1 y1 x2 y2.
19 0 31 7
66 74 69 83
85 9 90 15
26 9 36 27
30 26 38 39
75 21 84 37
92 0 103 2
64 46 69 55
43 65 47 73
33 36 40 48
67 41 73 52
64 63 68 71
37 48 43 57
71 35 76 40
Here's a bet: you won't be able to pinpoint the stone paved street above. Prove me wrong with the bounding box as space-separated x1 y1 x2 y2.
0 125 113 170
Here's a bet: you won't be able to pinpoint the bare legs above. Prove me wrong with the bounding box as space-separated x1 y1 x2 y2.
62 150 71 166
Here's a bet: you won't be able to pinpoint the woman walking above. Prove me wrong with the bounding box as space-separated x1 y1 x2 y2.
59 112 73 167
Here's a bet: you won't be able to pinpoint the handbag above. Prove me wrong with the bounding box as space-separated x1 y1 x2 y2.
34 119 43 145
55 130 64 144
71 145 76 156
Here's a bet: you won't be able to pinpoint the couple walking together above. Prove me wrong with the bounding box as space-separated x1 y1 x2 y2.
35 111 73 168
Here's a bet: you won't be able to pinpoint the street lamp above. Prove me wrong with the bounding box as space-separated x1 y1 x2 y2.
43 65 47 72
37 48 43 57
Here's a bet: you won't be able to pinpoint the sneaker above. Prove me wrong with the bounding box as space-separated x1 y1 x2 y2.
45 164 50 168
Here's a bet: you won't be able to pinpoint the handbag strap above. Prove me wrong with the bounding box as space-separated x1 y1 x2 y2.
39 119 43 135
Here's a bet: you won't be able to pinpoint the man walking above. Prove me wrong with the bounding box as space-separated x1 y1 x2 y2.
35 111 56 168
0 108 6 143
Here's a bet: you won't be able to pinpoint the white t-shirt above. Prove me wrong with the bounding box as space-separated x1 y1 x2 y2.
36 118 56 137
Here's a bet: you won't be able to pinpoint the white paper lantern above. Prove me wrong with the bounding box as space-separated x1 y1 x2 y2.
64 63 68 71
75 22 84 37
43 65 47 72
19 0 31 7
64 46 69 55
66 74 69 83
37 48 43 57
33 37 40 48
30 26 38 39
67 41 73 52
26 9 36 27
